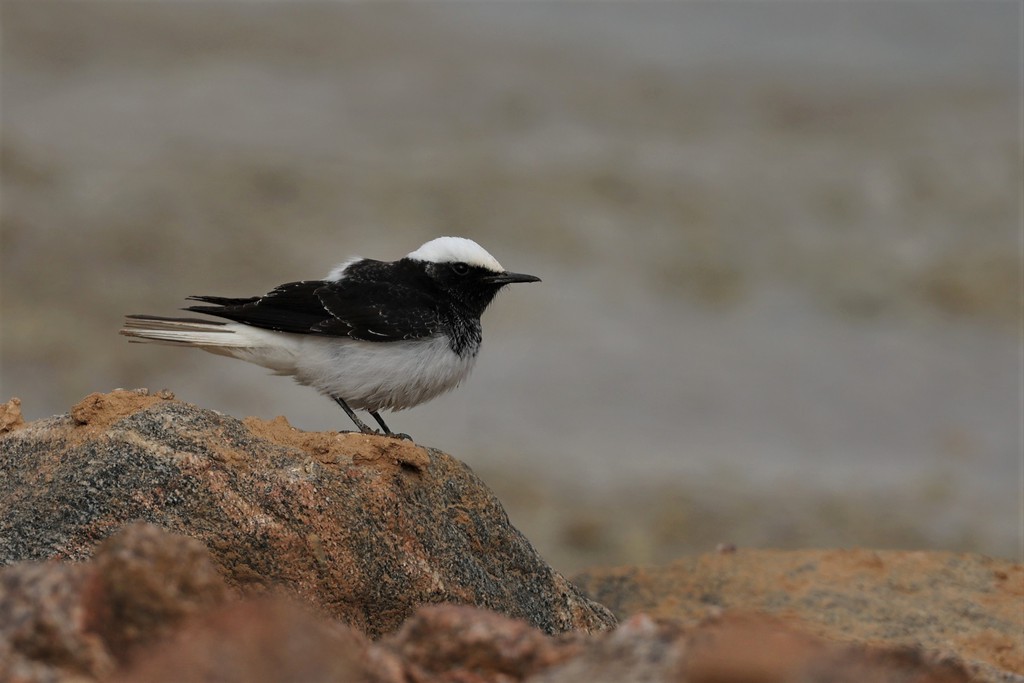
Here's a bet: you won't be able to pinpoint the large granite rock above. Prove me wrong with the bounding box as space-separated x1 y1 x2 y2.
2 394 1018 683
0 391 615 638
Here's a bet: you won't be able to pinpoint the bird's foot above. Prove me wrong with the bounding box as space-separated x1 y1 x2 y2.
336 426 412 441
332 399 412 440
337 428 381 436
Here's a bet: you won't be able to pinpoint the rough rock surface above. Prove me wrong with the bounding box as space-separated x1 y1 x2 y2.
0 391 615 638
2 394 1019 683
0 398 24 434
0 523 228 682
574 548 1023 682
383 602 585 680
111 598 383 683
0 525 991 683
533 611 979 683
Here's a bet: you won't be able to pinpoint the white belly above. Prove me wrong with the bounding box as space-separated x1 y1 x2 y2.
204 325 477 413
294 334 477 412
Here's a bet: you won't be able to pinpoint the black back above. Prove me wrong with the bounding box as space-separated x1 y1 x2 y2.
184 258 490 351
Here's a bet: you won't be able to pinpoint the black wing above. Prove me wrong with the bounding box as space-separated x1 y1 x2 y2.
184 279 442 342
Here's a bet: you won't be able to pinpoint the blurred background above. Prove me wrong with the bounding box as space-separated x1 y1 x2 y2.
1 2 1019 572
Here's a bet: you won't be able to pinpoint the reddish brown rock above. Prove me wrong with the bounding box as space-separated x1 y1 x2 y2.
69 390 170 429
678 612 974 683
0 525 997 683
86 522 229 661
530 613 686 683
112 599 398 683
382 604 584 681
0 523 228 683
528 611 978 683
573 549 1022 682
0 562 113 683
0 392 615 638
1 392 1016 682
0 397 24 434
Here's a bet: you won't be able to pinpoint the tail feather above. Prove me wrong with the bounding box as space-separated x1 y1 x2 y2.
185 294 260 307
120 315 252 348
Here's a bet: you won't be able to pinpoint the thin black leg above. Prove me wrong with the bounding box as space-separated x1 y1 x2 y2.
370 410 413 441
369 410 393 435
333 397 376 434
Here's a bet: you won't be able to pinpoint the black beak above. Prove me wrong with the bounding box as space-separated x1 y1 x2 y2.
483 271 541 285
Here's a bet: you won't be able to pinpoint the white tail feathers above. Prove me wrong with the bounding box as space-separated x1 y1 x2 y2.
120 316 252 348
122 315 303 375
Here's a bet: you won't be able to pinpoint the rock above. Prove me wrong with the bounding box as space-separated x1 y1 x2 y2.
532 611 978 683
0 561 114 683
676 612 976 683
530 613 686 683
0 523 228 682
87 522 229 661
0 397 24 434
573 548 1023 683
0 523 998 683
104 598 989 683
111 598 395 683
382 604 584 680
0 391 615 638
2 391 1015 682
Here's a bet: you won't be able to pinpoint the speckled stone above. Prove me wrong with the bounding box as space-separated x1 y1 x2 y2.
0 391 615 639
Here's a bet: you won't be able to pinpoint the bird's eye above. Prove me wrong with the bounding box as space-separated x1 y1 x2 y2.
450 262 470 276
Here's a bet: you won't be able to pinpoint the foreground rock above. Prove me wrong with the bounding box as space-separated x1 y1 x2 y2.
574 548 1023 683
2 394 1018 683
0 523 228 681
122 603 984 683
0 391 614 638
0 525 991 682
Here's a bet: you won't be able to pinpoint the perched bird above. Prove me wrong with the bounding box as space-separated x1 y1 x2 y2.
121 237 540 437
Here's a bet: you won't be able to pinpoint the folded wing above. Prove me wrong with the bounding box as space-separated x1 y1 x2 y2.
184 280 441 342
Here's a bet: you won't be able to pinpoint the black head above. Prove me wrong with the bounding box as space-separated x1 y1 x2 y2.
405 237 540 318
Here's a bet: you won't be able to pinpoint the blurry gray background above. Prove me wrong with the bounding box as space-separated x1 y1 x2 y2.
1 2 1019 571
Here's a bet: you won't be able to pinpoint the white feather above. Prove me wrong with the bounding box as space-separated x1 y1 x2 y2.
295 335 477 411
120 318 300 367
406 237 504 272
121 317 250 347
120 317 476 413
325 256 361 281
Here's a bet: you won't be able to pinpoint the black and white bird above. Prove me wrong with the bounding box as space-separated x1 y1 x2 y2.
121 237 540 437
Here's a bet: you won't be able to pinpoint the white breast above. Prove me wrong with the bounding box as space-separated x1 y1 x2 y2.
292 334 478 412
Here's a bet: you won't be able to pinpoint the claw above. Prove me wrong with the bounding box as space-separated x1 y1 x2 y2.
332 398 413 440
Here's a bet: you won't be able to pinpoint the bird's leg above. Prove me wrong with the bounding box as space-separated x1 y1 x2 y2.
369 410 392 434
369 410 413 441
332 396 377 435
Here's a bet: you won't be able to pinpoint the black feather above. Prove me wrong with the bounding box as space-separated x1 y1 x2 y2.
126 313 228 326
185 281 330 334
183 268 444 342
315 282 440 341
186 295 260 307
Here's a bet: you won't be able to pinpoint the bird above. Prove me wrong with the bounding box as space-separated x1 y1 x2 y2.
120 236 540 438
